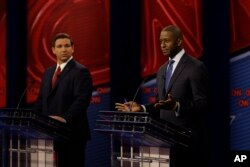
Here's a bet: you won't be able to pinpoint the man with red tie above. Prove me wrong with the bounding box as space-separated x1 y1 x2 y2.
35 33 93 167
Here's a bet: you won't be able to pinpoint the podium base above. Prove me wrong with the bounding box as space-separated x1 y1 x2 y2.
8 135 55 167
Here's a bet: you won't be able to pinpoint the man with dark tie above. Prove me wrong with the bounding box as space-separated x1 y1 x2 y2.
115 25 210 167
35 33 93 167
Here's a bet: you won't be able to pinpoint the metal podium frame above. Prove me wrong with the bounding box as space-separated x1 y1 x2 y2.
95 111 192 167
0 108 71 167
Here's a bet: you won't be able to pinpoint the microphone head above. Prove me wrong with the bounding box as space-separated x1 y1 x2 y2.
16 80 36 110
131 77 147 102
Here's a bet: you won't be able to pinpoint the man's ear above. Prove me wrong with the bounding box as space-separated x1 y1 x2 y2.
177 38 183 47
52 47 55 54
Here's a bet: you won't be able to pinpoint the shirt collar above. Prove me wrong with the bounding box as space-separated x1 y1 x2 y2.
57 56 73 71
169 49 185 64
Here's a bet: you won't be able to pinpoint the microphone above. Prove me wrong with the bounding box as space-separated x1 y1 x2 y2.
126 78 147 111
132 78 147 102
16 80 36 110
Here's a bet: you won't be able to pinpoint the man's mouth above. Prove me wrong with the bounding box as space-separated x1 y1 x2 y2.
162 50 169 54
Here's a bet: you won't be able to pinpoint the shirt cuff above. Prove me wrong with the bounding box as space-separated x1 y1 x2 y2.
174 102 180 117
141 105 146 112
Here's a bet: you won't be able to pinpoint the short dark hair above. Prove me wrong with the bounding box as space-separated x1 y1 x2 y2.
162 25 183 40
51 33 74 47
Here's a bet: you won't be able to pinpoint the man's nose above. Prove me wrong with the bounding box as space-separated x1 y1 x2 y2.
62 46 67 50
161 43 166 48
160 41 166 47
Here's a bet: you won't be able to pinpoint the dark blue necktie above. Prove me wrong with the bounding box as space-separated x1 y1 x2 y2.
165 60 175 91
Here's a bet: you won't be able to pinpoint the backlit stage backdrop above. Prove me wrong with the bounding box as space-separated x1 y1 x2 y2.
140 0 202 104
2 0 248 165
140 0 202 78
0 0 6 107
26 0 111 166
26 0 110 103
230 0 250 150
230 51 250 150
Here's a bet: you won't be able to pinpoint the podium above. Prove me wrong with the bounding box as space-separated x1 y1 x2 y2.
94 111 192 167
0 108 71 167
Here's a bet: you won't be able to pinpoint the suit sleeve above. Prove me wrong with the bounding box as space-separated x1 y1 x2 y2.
179 63 210 116
63 67 93 122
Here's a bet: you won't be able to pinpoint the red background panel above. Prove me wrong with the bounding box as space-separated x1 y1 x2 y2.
0 0 6 107
230 0 250 53
27 0 110 103
141 0 202 77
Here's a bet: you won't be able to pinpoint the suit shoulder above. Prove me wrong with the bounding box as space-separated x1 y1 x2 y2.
185 55 209 77
47 65 56 70
158 62 168 72
186 55 205 67
71 61 91 76
44 65 56 74
71 60 89 70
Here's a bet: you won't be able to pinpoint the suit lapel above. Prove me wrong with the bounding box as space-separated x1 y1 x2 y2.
43 66 56 96
57 61 73 82
50 59 75 92
159 63 168 99
165 54 188 94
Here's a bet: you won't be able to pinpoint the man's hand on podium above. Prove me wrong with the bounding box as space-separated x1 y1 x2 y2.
115 101 142 112
49 115 66 123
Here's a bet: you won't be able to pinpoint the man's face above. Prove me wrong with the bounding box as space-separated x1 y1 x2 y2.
52 38 74 64
159 30 181 58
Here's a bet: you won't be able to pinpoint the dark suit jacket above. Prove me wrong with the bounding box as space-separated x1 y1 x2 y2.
146 54 210 134
35 59 93 141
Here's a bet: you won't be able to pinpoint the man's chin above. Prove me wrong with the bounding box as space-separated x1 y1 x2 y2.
62 56 70 60
162 52 169 56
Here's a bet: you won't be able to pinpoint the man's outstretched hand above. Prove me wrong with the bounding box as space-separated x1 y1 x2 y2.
154 94 178 111
115 101 142 112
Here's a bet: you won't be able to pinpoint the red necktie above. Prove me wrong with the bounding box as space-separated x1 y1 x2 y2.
52 66 61 88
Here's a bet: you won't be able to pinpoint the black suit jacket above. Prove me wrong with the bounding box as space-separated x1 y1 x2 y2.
146 54 210 133
35 59 93 140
